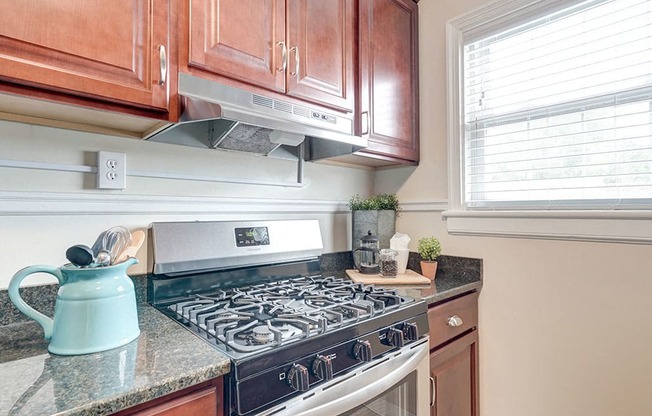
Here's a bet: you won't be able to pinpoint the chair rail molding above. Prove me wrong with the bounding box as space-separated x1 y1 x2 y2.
0 192 449 216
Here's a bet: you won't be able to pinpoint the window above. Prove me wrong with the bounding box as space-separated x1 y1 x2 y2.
465 0 652 209
446 0 652 242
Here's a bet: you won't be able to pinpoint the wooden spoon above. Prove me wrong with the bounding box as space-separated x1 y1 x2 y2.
115 230 146 264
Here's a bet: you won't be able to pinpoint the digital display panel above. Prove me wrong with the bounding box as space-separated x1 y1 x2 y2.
235 227 270 247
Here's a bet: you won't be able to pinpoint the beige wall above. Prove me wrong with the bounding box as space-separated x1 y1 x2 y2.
0 120 374 287
375 1 652 415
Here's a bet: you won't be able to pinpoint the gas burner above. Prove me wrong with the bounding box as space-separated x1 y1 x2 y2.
252 325 274 344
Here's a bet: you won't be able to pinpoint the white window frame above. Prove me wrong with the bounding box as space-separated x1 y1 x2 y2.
443 0 652 244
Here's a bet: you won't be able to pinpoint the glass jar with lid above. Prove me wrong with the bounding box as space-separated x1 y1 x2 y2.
379 249 398 277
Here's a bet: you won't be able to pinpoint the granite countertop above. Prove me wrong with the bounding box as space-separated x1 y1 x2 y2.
391 259 483 305
326 253 483 306
0 305 231 416
392 273 482 305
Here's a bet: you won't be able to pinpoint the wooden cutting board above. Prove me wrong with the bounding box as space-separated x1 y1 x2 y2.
346 269 431 285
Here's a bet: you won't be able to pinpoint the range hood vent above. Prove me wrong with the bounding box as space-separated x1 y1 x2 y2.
145 73 366 161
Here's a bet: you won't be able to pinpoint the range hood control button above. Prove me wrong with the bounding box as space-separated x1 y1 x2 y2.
287 363 310 392
312 355 334 381
353 339 373 362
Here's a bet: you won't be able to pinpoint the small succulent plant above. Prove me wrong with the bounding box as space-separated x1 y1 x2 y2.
417 236 442 261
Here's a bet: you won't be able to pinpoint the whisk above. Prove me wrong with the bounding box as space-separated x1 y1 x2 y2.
93 226 132 266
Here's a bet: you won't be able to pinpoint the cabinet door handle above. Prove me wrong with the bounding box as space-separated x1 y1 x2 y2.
289 46 299 77
361 111 370 135
447 315 463 327
276 41 288 72
429 376 436 407
157 45 167 86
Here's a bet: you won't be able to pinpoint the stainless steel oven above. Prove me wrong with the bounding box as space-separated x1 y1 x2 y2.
148 220 430 416
258 339 430 416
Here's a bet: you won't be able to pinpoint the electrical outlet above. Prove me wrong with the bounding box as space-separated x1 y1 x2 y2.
97 151 126 190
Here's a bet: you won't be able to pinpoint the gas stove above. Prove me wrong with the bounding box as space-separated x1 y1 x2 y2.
164 275 413 358
148 220 429 416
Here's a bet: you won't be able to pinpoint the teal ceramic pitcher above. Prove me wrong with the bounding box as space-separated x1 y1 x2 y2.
8 258 140 355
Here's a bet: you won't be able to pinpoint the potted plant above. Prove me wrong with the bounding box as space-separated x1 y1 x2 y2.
349 194 401 250
417 236 442 280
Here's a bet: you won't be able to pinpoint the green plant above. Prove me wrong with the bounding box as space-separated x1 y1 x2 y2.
348 193 401 211
417 236 442 261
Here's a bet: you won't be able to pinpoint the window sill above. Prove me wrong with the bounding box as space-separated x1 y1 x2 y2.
442 210 652 244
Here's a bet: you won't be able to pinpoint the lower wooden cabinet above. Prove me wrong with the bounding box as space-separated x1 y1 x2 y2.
430 330 479 416
113 378 223 416
428 292 479 416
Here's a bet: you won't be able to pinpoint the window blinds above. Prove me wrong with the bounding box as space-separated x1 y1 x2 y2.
463 0 652 209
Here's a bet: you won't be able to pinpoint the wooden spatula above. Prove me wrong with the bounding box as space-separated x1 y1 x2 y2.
115 230 146 264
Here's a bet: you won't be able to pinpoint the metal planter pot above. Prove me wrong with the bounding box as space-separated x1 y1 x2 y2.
352 210 396 250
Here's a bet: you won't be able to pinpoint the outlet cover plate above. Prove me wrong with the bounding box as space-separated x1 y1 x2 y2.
97 151 126 190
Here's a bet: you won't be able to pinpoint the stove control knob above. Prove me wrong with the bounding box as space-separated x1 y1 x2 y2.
387 327 405 348
287 363 310 392
403 322 419 341
353 339 373 362
312 355 334 381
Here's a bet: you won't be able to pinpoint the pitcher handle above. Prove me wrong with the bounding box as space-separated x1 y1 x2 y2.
8 265 64 340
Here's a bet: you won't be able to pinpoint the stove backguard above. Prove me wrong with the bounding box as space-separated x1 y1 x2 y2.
149 259 322 305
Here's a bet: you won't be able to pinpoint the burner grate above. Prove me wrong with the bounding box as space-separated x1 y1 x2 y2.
166 275 409 354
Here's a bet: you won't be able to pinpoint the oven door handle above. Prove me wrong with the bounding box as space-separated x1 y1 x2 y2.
258 338 429 416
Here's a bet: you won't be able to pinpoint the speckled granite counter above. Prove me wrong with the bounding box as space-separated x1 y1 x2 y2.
0 305 230 416
324 253 483 305
389 269 482 305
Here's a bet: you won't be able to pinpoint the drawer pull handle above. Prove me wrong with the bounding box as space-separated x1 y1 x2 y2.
447 315 463 327
429 376 436 406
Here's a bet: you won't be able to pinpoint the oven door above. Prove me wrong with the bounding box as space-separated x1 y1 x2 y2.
257 338 430 416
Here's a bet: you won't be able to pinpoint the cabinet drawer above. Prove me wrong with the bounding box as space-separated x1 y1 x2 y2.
428 292 478 349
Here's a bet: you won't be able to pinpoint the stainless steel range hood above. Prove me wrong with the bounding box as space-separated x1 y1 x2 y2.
145 73 367 161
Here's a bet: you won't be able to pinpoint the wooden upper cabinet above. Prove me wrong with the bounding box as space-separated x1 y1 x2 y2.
186 0 354 113
286 0 354 112
188 0 286 93
0 0 170 111
358 0 419 163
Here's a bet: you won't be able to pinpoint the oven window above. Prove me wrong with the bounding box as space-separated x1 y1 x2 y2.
339 373 417 416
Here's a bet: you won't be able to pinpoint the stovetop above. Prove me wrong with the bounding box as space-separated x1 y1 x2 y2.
152 264 428 384
161 274 413 359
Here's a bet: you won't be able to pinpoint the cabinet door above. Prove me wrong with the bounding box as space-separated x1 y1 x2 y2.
429 331 479 416
188 0 286 93
286 0 355 112
0 0 169 111
358 0 419 163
